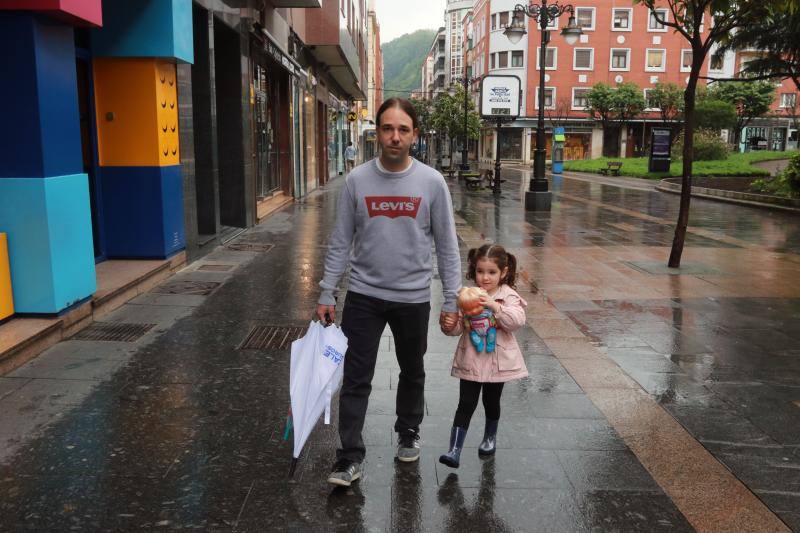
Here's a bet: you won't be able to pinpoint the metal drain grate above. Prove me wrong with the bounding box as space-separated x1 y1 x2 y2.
198 264 234 272
227 242 274 253
151 280 221 295
74 322 156 342
238 325 306 350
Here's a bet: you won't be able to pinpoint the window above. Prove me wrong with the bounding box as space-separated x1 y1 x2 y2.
536 48 557 70
511 50 524 67
709 52 724 71
610 48 630 71
490 53 496 69
680 49 692 72
644 88 659 110
646 49 666 71
536 87 556 109
781 93 797 108
573 48 593 70
572 87 590 109
498 51 508 68
545 13 559 29
491 14 496 30
575 7 595 30
612 8 632 30
498 11 509 28
649 9 668 31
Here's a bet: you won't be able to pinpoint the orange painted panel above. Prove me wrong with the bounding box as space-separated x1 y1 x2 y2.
0 233 13 320
93 58 180 167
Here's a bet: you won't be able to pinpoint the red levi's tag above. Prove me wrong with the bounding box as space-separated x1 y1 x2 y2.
365 196 422 219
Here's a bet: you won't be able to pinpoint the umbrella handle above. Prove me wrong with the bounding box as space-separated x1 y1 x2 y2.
288 458 298 478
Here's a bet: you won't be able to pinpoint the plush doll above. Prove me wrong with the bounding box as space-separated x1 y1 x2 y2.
457 287 497 353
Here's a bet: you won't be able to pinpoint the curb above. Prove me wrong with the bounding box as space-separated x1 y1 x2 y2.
656 179 800 213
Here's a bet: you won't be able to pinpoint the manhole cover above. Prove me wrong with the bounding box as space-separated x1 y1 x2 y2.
151 281 221 295
227 242 274 253
74 322 156 342
198 264 234 272
238 325 306 350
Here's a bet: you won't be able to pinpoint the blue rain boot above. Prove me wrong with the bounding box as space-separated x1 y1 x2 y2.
469 330 484 352
478 419 499 457
439 426 468 468
485 327 497 353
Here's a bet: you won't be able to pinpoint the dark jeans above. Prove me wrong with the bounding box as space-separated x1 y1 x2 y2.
453 380 505 429
337 291 430 463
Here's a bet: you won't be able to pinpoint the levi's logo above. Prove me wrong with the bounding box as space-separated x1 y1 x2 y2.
365 196 421 218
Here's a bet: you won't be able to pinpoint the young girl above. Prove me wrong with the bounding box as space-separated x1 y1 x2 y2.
439 244 528 468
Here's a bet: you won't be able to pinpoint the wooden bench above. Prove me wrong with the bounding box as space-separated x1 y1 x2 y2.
443 167 457 179
599 161 623 176
462 172 482 190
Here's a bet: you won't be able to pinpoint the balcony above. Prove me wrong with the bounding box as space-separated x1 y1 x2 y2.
301 3 365 99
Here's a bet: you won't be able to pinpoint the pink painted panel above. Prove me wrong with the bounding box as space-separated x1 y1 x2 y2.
0 0 102 26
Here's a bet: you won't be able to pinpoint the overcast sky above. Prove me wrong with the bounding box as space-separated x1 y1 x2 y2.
374 0 446 43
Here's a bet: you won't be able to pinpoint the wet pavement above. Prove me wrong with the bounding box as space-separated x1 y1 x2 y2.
0 164 799 531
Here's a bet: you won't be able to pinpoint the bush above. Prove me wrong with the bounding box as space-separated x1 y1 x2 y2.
671 129 729 161
694 99 737 131
751 152 800 197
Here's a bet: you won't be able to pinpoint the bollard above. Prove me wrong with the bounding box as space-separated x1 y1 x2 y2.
0 233 13 321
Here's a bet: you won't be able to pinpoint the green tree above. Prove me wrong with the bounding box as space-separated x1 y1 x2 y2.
694 98 737 131
708 80 776 146
721 4 800 91
430 86 481 162
409 97 433 156
648 82 685 133
586 82 645 156
634 0 772 267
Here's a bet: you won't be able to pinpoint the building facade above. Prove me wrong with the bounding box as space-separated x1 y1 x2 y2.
0 0 371 319
459 0 798 164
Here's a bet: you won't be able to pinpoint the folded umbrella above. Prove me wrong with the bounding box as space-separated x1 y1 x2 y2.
287 320 347 477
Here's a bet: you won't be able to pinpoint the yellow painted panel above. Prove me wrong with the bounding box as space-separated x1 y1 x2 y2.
0 233 14 320
93 58 181 167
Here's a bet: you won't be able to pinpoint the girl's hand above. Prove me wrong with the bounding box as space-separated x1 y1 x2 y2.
478 296 500 313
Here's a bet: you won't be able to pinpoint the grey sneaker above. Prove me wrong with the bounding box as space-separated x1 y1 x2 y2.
327 459 362 487
396 430 421 462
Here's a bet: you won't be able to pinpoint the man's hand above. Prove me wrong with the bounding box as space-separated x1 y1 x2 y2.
316 304 336 325
439 311 459 333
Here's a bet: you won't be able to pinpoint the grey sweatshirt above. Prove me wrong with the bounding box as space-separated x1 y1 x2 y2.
318 158 462 312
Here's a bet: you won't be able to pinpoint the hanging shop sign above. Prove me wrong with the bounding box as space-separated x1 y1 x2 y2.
347 111 358 122
480 75 522 118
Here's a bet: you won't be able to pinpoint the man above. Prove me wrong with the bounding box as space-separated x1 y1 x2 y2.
344 142 357 172
316 98 461 487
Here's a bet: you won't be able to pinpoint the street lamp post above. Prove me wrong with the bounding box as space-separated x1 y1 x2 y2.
504 1 582 211
449 76 480 172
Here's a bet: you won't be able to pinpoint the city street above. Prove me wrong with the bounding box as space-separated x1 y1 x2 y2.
1 167 799 531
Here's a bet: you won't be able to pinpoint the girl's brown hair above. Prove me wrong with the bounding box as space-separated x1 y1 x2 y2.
466 244 517 288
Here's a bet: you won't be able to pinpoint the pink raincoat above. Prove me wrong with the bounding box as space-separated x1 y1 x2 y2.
445 284 529 383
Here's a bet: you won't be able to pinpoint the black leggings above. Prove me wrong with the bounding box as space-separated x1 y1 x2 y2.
453 380 505 429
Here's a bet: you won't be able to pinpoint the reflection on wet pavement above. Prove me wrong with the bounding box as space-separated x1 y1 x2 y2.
0 168 798 531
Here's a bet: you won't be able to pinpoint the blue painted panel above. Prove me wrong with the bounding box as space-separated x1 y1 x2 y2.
0 174 97 313
91 0 193 63
99 166 186 258
0 14 82 178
